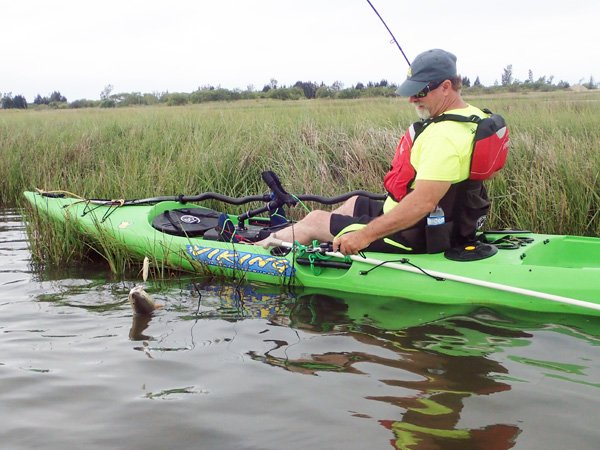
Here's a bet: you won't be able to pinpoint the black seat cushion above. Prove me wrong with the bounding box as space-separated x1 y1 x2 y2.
152 208 221 237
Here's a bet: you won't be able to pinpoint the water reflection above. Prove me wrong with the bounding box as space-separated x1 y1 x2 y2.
21 262 600 449
129 314 154 341
236 291 518 448
202 285 598 449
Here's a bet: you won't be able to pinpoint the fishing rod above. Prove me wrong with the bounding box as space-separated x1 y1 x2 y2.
365 0 411 66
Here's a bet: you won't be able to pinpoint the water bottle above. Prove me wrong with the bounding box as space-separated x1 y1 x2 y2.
427 205 445 226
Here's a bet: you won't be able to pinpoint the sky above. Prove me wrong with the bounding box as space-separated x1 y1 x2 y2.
2 0 599 101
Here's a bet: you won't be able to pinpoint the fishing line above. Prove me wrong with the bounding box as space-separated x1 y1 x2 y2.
365 0 411 66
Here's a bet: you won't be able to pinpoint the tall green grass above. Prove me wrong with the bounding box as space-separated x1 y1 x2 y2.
3 92 599 237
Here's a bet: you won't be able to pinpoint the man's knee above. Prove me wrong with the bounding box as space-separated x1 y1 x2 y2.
303 209 331 226
333 196 358 216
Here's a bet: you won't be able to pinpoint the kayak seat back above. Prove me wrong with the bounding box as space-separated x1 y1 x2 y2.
151 208 221 237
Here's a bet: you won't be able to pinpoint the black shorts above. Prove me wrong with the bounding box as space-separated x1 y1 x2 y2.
329 196 426 253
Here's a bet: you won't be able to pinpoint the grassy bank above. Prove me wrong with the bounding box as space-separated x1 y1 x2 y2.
3 92 599 238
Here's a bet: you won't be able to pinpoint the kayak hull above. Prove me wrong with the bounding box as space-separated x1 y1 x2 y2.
23 191 600 315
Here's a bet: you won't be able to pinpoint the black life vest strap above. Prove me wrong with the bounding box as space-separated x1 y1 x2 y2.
430 113 482 124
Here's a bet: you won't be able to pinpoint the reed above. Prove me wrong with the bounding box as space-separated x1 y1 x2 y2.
23 202 90 267
3 92 599 268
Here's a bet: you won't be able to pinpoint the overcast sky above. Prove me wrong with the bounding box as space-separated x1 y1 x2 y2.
2 0 598 101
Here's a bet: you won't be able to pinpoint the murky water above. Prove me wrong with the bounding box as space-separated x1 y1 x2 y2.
2 208 600 449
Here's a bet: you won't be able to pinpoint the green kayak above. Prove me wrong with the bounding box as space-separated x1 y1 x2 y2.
23 182 600 316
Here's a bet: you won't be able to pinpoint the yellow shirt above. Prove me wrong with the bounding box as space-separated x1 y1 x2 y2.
411 104 487 184
382 104 487 214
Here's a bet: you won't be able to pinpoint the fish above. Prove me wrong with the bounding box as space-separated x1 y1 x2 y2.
128 285 160 315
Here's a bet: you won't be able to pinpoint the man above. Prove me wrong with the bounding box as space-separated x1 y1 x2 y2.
260 49 492 255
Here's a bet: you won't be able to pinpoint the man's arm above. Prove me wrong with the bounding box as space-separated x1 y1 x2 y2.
332 180 451 254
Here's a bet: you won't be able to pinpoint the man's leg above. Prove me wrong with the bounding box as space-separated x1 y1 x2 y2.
266 209 334 245
330 195 358 216
258 196 359 247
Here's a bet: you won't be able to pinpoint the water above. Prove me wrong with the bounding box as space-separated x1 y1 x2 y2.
2 208 600 449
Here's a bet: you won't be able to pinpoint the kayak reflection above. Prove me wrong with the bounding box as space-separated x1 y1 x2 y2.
196 285 597 450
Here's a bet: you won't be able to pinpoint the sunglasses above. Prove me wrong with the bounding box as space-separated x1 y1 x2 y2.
412 81 443 98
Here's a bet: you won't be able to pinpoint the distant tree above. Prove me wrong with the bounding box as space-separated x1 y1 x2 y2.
293 81 317 99
69 98 98 108
1 93 27 109
190 88 241 103
337 88 361 99
364 85 396 98
266 87 303 101
315 86 334 98
143 93 160 105
527 69 534 83
100 85 113 101
501 64 513 85
117 92 144 106
473 76 481 87
164 92 189 106
1 93 13 109
49 91 67 103
355 82 365 90
100 98 116 108
12 95 28 108
331 80 344 91
34 94 49 105
461 76 471 88
240 90 259 100
583 76 596 89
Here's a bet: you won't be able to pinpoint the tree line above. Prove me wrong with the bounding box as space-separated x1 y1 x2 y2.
1 68 597 110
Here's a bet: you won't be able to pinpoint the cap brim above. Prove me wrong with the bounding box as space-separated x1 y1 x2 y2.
396 79 429 97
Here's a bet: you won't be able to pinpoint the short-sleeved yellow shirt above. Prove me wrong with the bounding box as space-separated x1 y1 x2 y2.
410 104 487 184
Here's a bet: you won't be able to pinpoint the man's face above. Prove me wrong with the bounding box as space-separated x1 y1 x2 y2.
408 80 447 119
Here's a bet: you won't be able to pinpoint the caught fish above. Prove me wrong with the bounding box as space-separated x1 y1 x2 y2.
128 285 160 315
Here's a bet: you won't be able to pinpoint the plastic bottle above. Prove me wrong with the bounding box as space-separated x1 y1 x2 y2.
427 205 445 226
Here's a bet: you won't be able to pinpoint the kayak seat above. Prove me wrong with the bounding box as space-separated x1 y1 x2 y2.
151 208 221 237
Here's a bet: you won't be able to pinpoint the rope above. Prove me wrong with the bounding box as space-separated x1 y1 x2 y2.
35 188 86 200
359 257 445 281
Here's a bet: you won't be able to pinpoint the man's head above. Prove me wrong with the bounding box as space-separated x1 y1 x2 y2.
397 49 457 97
397 49 464 119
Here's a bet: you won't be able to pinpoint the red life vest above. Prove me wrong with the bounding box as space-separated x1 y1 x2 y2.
383 110 509 201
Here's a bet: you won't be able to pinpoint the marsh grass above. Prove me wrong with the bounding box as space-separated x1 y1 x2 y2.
23 203 90 267
5 92 599 270
23 202 140 274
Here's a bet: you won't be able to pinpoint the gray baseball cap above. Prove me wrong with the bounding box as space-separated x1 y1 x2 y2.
397 49 457 97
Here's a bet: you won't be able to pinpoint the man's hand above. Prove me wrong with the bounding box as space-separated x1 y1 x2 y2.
332 230 372 255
